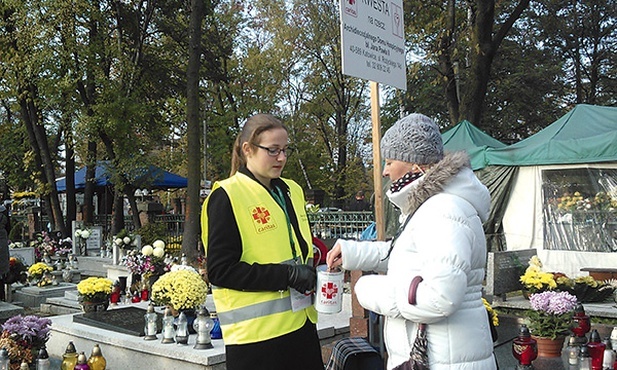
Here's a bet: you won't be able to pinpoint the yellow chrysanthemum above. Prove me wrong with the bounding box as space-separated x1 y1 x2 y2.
28 262 53 278
151 269 208 311
520 257 557 293
482 298 499 327
76 277 113 301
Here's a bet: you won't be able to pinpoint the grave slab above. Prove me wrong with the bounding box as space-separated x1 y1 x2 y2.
12 282 77 308
0 301 25 320
73 306 161 336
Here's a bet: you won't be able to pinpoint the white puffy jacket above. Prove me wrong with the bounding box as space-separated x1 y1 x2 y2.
337 152 497 370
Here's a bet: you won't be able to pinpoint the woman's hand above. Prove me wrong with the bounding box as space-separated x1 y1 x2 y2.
326 242 343 270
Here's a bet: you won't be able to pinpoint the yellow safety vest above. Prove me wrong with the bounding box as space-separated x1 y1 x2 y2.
201 172 317 345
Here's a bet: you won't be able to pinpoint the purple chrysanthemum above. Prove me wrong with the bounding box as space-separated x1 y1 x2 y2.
2 315 52 345
530 290 577 315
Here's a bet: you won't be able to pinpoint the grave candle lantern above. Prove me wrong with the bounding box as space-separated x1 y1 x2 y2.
572 303 591 345
143 303 158 340
512 324 537 368
175 311 189 345
161 307 176 344
193 307 214 349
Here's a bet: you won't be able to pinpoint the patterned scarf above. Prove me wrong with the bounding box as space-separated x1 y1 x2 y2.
390 171 424 193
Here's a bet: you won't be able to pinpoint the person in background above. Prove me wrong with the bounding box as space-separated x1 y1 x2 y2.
0 203 10 301
327 113 496 370
347 190 370 211
201 114 323 370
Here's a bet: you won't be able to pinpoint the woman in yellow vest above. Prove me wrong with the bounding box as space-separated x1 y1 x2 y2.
201 114 323 370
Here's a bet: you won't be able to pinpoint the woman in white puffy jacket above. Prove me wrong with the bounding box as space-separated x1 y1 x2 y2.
327 113 497 370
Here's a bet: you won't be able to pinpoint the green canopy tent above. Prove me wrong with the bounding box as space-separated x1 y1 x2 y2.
442 120 506 170
481 104 617 277
485 104 617 166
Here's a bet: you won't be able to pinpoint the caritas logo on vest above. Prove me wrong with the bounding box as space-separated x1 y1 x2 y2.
251 206 277 233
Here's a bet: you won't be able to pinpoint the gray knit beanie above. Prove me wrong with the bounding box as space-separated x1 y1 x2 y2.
381 113 443 164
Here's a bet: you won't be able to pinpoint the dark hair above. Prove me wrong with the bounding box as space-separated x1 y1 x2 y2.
229 114 288 176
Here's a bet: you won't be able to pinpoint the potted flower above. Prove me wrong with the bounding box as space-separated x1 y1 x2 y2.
519 255 557 295
122 241 170 287
27 262 54 287
151 269 208 333
6 257 28 285
113 229 137 250
2 314 51 349
76 277 114 313
568 275 615 303
526 290 577 357
151 269 208 311
0 315 52 367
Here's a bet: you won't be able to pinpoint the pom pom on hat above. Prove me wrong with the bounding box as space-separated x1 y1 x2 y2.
380 113 443 164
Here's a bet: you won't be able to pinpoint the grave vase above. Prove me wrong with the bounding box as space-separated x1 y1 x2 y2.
79 296 110 313
532 335 565 358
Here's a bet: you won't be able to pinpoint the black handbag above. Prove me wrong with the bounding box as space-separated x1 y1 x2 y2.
393 276 430 370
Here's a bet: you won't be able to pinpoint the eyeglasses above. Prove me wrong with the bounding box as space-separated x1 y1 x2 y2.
253 144 294 157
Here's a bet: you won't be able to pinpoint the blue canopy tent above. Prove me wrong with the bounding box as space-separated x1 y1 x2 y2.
56 162 188 192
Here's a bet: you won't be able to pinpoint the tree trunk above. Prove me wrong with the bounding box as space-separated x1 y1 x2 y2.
439 0 460 125
111 187 125 236
182 0 206 260
458 0 530 125
63 98 76 236
65 145 76 235
124 185 141 230
19 83 67 236
83 143 97 224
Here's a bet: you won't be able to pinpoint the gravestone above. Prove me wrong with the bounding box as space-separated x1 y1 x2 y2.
85 226 103 254
72 222 103 256
9 247 35 265
486 249 536 301
73 306 161 336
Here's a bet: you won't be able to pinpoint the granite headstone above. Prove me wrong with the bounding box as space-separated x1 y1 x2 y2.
73 306 162 336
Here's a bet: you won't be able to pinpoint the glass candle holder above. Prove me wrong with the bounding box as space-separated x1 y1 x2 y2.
161 307 176 344
512 324 537 366
175 311 189 345
193 307 214 349
572 303 591 344
586 330 605 370
143 303 158 340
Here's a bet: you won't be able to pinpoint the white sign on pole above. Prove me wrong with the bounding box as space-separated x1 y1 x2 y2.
340 0 406 90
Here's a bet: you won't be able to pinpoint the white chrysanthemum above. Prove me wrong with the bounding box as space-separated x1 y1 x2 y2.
123 236 131 245
114 238 123 246
141 245 154 256
80 230 91 239
153 247 165 258
171 264 196 272
153 240 165 250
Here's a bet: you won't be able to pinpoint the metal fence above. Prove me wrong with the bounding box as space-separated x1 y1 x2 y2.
152 214 184 251
13 211 374 246
307 211 374 240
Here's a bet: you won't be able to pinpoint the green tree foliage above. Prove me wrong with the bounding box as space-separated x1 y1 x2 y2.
247 0 373 206
400 0 532 129
530 1 617 106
